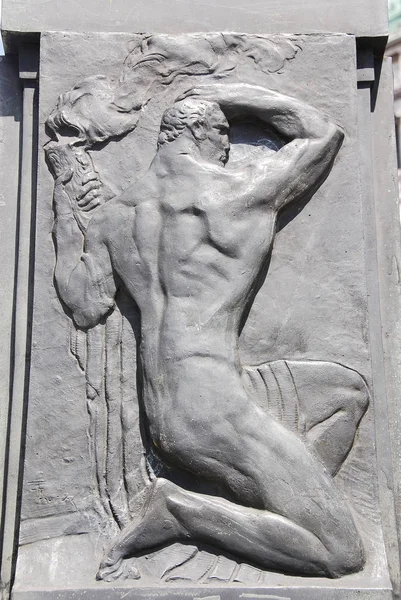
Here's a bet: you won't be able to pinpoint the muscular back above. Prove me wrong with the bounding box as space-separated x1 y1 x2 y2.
155 155 277 311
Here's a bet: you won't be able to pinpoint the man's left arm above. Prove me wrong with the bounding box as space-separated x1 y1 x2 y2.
181 83 344 209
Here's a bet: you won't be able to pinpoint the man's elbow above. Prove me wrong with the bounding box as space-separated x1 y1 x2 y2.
314 122 344 162
327 122 345 150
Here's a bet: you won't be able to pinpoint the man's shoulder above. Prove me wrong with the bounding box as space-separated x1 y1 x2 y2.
196 161 247 186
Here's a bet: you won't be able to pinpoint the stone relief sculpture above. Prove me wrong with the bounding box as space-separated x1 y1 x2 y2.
44 34 370 584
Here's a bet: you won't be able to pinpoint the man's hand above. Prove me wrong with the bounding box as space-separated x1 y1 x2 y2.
48 144 116 217
76 171 103 212
176 83 269 119
75 171 115 213
176 83 229 103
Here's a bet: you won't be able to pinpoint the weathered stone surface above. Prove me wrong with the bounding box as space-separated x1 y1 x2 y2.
1 0 388 51
10 31 397 599
369 56 401 589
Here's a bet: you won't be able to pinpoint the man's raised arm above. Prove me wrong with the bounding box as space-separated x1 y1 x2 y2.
182 83 344 209
52 171 116 329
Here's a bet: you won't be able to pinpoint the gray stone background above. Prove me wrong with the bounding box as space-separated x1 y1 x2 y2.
10 31 388 596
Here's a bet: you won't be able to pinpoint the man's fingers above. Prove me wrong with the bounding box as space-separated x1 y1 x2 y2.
176 87 201 102
81 171 99 185
80 198 101 212
176 85 222 105
77 180 101 201
77 189 99 207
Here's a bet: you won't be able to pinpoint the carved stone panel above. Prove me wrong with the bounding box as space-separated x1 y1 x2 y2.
12 31 393 599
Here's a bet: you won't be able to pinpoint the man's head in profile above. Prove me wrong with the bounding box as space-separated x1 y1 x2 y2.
158 98 230 165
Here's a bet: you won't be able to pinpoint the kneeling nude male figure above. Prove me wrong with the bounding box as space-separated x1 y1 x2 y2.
53 83 368 580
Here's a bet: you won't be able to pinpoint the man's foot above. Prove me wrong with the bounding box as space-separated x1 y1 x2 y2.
97 556 140 582
97 478 184 582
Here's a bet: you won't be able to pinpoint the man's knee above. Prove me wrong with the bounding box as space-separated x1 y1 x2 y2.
325 531 365 578
340 367 369 425
288 360 369 427
319 505 365 578
325 364 369 425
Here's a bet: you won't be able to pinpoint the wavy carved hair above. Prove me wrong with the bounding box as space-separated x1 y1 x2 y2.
158 98 220 147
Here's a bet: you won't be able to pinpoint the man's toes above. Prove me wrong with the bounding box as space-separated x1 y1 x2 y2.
96 556 124 582
96 556 141 583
